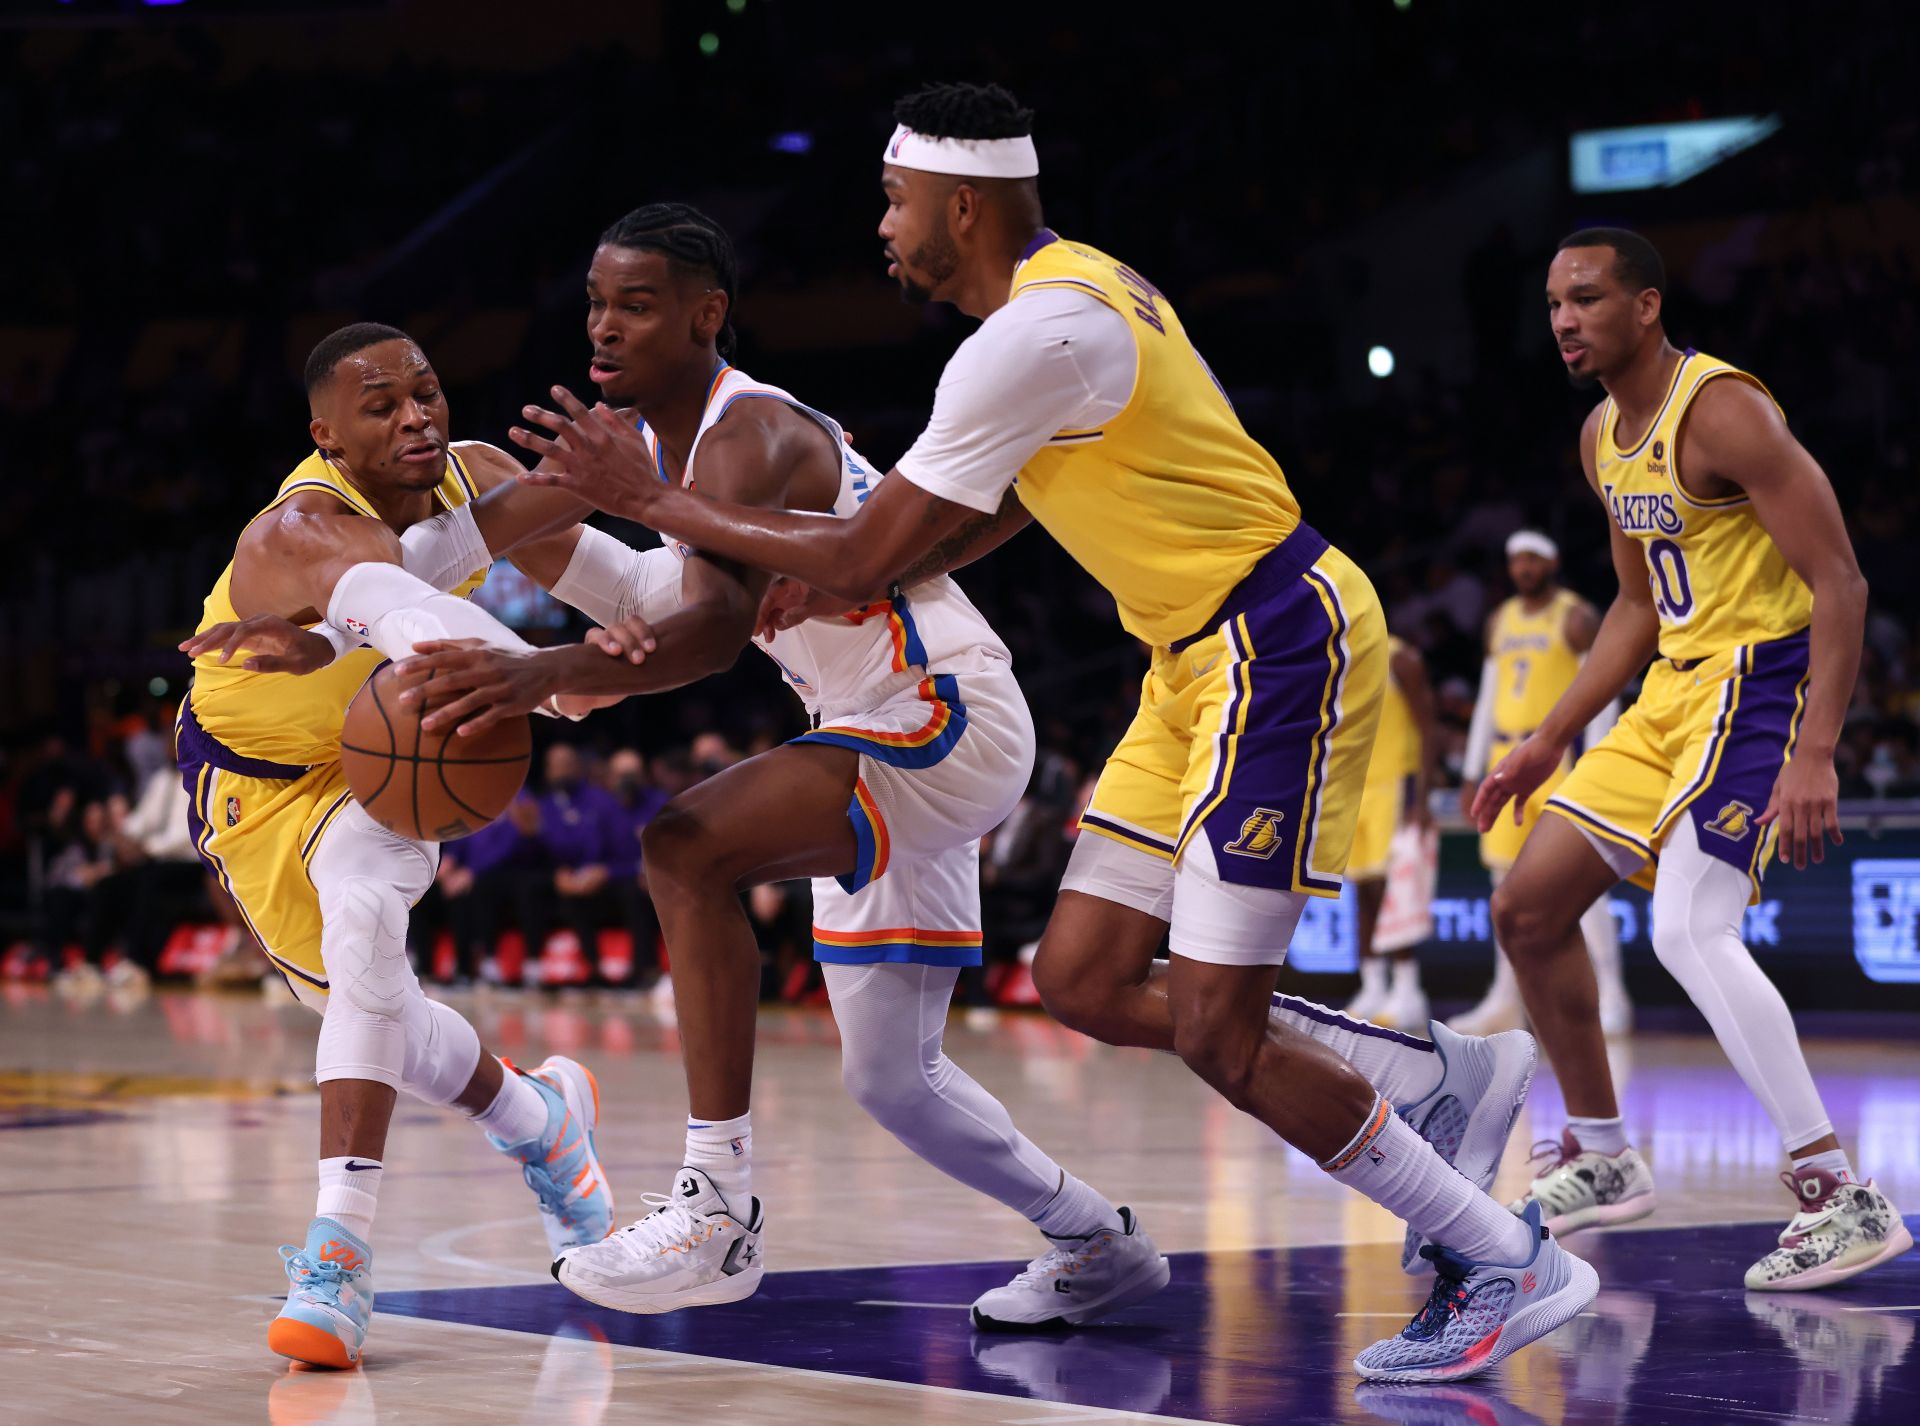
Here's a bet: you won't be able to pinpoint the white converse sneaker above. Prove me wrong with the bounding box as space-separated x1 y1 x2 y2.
1745 1170 1913 1291
1375 973 1430 1033
552 1166 763 1314
1447 990 1527 1037
1508 1128 1656 1235
970 1208 1171 1330
1398 1021 1536 1273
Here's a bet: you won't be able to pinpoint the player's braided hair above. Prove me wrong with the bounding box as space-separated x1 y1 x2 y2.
892 81 1034 141
599 203 739 358
304 321 413 395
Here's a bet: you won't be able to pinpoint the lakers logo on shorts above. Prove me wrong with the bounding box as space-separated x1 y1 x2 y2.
1224 807 1286 860
1705 800 1755 842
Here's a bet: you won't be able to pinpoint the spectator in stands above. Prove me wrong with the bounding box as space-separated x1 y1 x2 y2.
527 742 629 988
415 793 544 986
606 748 666 989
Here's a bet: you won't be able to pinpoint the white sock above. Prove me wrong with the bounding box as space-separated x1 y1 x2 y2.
1032 1171 1125 1239
1269 994 1442 1104
1358 957 1388 996
1568 1114 1628 1156
686 1111 752 1207
1390 958 1422 993
1791 1147 1855 1184
470 1061 551 1146
316 1156 382 1242
1323 1094 1536 1264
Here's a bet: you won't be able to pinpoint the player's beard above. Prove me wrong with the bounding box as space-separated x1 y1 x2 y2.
1566 369 1600 390
899 221 960 305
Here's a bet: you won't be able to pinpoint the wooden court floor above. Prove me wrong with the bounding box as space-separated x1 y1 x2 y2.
5 982 1919 1425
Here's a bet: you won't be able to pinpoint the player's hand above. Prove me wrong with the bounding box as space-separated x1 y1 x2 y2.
754 577 857 640
396 640 561 737
1757 753 1842 870
510 385 662 521
585 616 659 665
1470 734 1564 833
179 615 335 674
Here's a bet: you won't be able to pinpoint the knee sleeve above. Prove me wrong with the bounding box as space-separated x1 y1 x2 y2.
397 997 483 1106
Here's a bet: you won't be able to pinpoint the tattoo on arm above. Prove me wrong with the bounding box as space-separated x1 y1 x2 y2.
899 508 1000 587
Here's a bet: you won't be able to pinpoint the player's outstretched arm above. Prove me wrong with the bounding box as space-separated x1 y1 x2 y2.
1690 380 1867 867
511 386 987 602
1473 409 1658 831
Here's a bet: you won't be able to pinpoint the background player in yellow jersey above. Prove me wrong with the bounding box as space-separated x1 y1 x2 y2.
1342 637 1438 1032
1476 228 1910 1290
495 82 1596 1381
175 324 619 1368
1454 530 1629 1036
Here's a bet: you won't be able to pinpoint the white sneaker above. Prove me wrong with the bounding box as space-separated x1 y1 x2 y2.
1398 1021 1536 1273
1446 993 1527 1037
1509 1128 1656 1235
1745 1169 1913 1291
1376 975 1430 1033
1344 975 1389 1024
970 1208 1171 1330
552 1166 762 1313
105 960 150 993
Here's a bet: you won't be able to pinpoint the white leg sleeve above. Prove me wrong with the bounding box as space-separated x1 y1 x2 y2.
549 529 684 628
825 962 1065 1218
1650 816 1834 1150
309 801 481 1104
328 560 533 663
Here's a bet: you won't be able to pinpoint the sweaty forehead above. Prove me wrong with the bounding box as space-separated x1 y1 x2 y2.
338 340 432 390
1549 248 1614 290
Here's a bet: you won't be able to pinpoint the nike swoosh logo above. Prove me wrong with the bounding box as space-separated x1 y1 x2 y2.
344 1161 379 1173
1192 655 1221 676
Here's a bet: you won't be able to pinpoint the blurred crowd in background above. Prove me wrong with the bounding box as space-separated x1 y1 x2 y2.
3 1 1916 993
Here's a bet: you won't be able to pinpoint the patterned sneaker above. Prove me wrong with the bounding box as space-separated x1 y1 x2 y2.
1398 1021 1537 1274
1744 1170 1913 1291
970 1208 1171 1330
267 1217 373 1369
489 1055 615 1256
553 1166 764 1313
1508 1128 1655 1235
1354 1202 1599 1382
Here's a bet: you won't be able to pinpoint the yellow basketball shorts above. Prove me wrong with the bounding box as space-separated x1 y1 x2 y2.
1349 774 1405 881
1548 628 1811 901
178 700 352 998
1078 526 1387 898
1478 735 1571 872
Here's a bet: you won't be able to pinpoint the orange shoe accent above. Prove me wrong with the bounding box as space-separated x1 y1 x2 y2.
580 1062 602 1125
316 1240 364 1271
268 1317 359 1369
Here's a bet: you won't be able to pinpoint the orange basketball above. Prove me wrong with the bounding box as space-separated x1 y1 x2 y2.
339 662 531 843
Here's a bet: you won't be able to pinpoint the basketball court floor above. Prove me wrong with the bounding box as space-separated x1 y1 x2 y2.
6 982 1918 1425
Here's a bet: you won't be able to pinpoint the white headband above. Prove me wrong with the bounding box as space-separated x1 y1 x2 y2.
883 123 1038 179
1506 530 1559 562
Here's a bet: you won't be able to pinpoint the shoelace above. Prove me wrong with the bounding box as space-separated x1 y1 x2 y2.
1008 1232 1111 1289
521 1158 599 1230
279 1247 356 1296
1406 1245 1477 1337
1526 1129 1581 1174
606 1195 712 1260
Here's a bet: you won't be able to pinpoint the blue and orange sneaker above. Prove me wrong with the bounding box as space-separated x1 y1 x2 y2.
1354 1202 1598 1382
267 1217 373 1369
490 1055 616 1256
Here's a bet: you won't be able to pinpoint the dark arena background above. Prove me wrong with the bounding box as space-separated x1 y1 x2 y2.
4 3 1918 1424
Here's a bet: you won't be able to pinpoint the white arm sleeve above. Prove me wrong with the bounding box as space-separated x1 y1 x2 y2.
548 528 684 628
894 288 1135 513
399 502 493 593
1462 658 1498 780
327 561 533 663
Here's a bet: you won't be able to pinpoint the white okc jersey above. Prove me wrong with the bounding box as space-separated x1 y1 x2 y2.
643 365 1011 724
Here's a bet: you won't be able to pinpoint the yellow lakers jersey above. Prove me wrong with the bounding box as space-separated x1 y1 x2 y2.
1009 234 1301 649
1489 589 1585 744
1596 351 1812 660
187 448 487 767
1367 636 1420 787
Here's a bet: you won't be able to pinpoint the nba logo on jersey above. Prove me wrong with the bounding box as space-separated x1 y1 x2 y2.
1705 800 1755 842
1224 808 1285 859
226 796 241 827
345 617 370 639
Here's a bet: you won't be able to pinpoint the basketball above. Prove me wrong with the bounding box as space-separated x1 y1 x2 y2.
339 661 531 843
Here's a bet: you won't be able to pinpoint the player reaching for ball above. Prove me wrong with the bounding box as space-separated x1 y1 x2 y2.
174 323 622 1371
